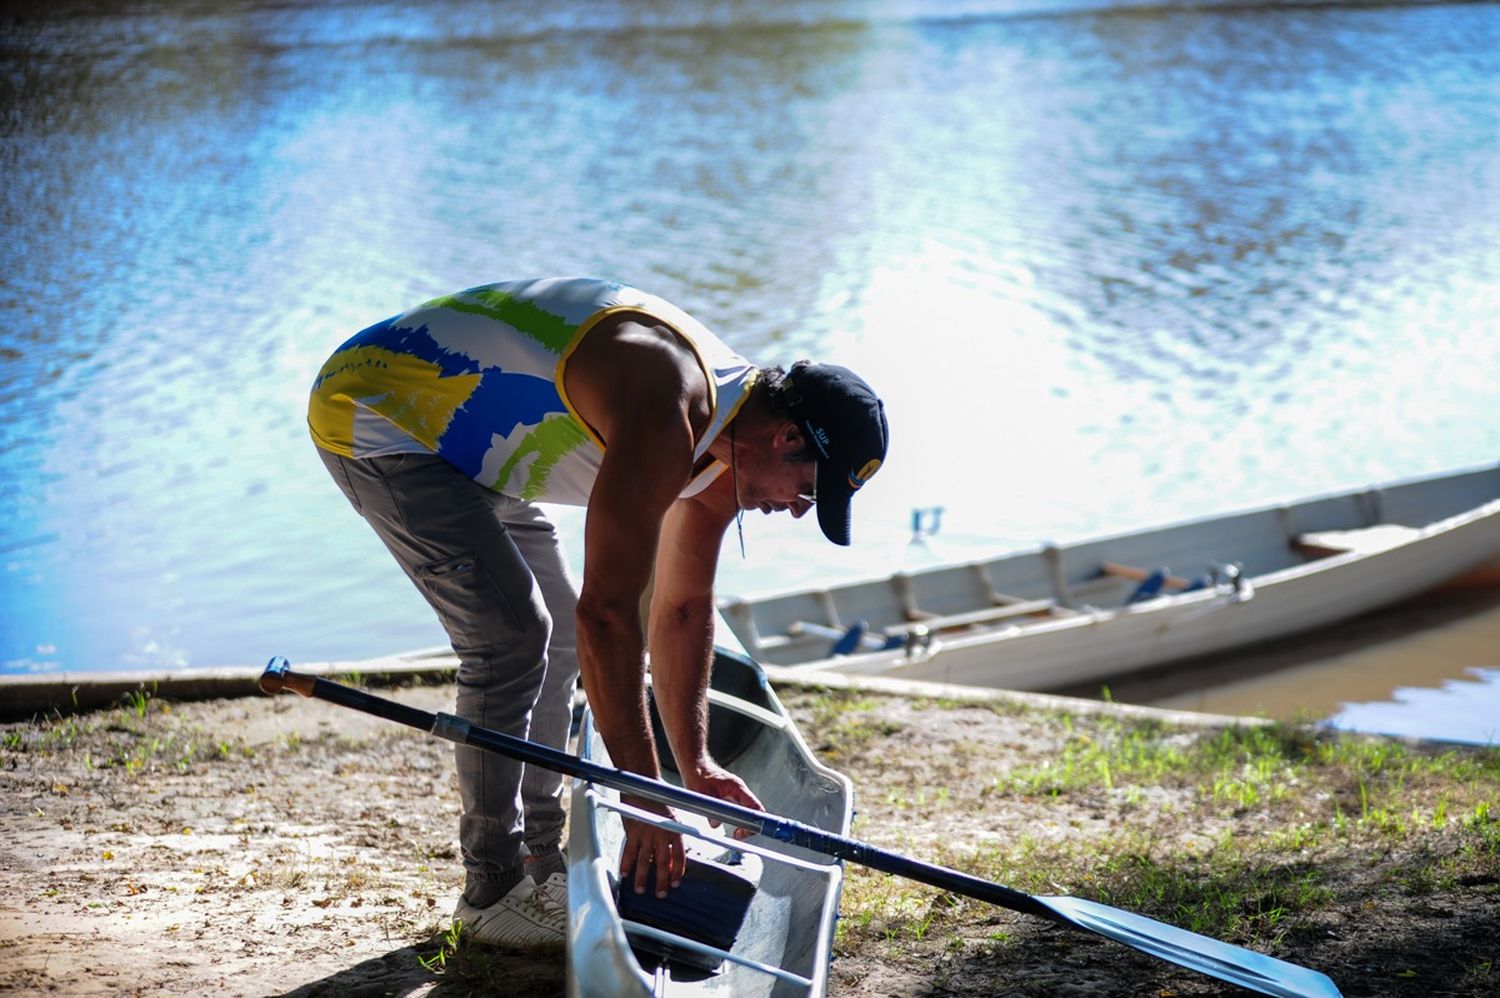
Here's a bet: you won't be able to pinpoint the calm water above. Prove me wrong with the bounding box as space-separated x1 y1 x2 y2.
3 1 1499 740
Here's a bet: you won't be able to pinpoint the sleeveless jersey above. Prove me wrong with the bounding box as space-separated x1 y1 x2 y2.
307 278 757 505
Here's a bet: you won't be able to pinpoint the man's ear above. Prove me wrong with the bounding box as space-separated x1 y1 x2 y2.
775 420 804 452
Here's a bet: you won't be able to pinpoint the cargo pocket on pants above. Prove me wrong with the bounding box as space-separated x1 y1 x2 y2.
412 552 523 652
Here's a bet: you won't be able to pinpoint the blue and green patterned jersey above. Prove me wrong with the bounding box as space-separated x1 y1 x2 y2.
308 278 757 505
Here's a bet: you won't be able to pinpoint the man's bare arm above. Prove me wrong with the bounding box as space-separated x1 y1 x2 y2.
647 481 729 775
567 319 707 768
647 475 767 832
565 317 707 894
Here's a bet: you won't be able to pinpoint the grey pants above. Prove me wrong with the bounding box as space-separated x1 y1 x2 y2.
318 448 580 897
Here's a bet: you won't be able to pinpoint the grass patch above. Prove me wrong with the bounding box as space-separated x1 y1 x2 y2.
791 689 1500 994
801 689 905 762
1001 717 1500 832
1 695 253 776
1087 852 1333 942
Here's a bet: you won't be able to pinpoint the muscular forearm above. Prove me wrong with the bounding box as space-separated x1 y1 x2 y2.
575 599 662 782
645 591 717 779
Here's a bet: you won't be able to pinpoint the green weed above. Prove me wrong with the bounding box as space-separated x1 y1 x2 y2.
418 919 464 973
125 689 151 718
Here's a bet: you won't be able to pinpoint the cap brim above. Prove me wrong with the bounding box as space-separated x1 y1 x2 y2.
814 461 854 546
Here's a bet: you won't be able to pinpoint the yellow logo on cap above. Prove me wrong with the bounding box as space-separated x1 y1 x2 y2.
849 459 883 489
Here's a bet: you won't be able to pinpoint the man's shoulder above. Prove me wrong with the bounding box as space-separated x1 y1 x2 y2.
579 315 710 397
564 315 712 442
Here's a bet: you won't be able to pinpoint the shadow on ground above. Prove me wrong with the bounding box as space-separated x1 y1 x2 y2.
899 878 1499 998
271 942 566 998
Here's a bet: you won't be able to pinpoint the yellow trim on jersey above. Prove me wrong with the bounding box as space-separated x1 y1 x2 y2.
553 304 723 453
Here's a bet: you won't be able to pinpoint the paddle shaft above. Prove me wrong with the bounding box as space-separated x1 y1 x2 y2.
258 658 1055 921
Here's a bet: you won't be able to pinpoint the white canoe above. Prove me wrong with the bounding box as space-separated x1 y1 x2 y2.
718 463 1500 692
566 647 852 997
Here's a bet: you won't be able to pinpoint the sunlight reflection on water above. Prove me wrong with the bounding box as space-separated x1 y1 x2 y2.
1329 669 1500 747
3 1 1499 741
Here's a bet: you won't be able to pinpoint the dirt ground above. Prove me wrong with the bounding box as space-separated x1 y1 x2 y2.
1 680 1496 997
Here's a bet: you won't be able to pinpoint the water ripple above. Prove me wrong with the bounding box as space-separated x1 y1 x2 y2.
3 0 1498 689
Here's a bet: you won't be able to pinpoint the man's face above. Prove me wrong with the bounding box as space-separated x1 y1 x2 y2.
735 422 816 520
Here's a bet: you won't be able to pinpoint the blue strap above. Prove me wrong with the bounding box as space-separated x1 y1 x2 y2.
1127 568 1169 604
830 621 868 656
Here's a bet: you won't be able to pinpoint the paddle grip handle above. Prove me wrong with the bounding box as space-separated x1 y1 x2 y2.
258 657 438 731
259 657 313 697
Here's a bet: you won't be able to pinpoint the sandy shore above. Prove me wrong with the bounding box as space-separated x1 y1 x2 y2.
0 684 495 996
2 675 1497 997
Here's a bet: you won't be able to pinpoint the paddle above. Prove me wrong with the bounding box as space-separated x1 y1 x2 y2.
258 657 1340 998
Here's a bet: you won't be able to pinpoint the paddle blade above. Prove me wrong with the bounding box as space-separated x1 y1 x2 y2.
1040 896 1342 998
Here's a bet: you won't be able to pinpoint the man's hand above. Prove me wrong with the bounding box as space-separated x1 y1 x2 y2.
619 763 765 897
620 798 687 898
686 761 765 840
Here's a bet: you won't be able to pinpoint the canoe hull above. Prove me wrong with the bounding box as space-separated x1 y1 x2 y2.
721 464 1500 692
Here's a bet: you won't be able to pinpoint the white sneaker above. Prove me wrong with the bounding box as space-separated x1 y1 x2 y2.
454 875 565 949
535 871 568 914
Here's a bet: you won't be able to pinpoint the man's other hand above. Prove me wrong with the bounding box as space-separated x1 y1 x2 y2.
686 762 765 841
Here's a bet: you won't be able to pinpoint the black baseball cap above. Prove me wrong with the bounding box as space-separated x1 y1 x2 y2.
781 361 889 546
